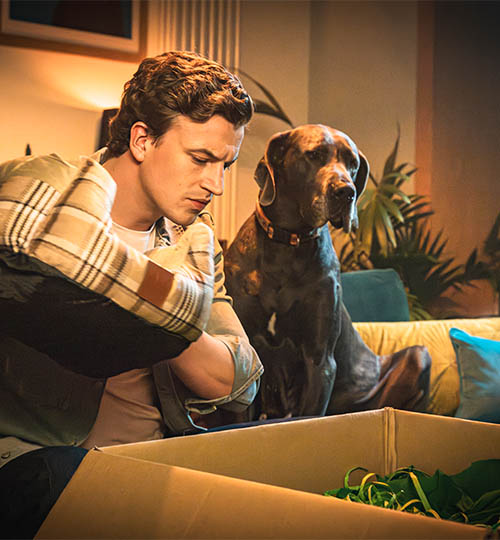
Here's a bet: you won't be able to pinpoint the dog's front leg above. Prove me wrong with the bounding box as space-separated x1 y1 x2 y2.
298 346 337 416
326 303 381 414
287 277 340 417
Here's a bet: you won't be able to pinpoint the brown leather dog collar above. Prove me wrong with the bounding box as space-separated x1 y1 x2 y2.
255 202 320 247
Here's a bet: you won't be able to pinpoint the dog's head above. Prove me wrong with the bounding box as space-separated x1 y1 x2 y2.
255 124 369 232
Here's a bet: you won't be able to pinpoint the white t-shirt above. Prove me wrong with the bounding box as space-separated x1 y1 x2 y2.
80 221 166 449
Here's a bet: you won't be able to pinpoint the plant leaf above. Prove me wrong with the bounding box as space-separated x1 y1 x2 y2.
380 196 405 223
252 99 294 127
235 69 294 127
382 126 400 178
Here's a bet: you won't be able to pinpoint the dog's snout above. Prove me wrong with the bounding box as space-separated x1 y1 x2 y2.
332 184 355 202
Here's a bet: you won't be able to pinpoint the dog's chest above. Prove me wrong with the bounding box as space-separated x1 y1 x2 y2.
226 217 340 315
259 241 338 315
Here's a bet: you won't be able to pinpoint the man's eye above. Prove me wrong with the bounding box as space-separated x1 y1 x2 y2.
224 162 233 171
192 156 208 165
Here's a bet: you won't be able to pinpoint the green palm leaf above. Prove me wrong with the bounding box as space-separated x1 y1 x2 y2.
235 69 294 128
380 196 405 223
382 126 400 178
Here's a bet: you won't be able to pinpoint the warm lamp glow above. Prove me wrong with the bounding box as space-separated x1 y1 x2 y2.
46 74 121 110
73 87 120 110
29 51 134 111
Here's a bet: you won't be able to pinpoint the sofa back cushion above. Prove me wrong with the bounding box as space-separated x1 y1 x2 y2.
341 269 410 322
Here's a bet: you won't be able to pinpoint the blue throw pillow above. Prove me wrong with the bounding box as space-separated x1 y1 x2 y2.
450 327 500 423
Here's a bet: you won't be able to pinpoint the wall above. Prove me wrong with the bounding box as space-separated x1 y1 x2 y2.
414 1 500 316
236 0 311 232
0 46 136 163
432 1 500 309
0 0 412 230
308 0 418 183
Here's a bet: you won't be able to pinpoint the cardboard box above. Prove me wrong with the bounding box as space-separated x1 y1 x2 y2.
37 408 499 539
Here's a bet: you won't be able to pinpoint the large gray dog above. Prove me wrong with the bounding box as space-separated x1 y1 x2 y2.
223 124 431 421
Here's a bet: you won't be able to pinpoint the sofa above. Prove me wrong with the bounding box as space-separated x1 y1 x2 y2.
353 317 500 420
341 269 500 422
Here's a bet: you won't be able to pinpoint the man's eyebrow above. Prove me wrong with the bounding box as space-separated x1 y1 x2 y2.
188 148 224 161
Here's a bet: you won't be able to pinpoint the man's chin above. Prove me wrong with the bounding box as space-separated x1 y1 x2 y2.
184 212 201 227
170 212 198 228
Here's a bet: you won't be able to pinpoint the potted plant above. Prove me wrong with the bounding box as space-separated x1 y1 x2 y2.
333 132 499 319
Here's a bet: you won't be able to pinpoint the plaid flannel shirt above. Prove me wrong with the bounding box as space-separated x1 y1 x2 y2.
0 154 216 342
0 153 262 430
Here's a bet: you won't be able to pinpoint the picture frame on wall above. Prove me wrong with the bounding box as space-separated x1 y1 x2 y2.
0 0 147 62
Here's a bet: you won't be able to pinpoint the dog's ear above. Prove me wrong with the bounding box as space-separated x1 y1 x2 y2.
354 150 369 199
255 130 291 207
349 150 369 231
254 158 275 206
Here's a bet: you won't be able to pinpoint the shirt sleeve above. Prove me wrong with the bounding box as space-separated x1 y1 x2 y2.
181 213 263 415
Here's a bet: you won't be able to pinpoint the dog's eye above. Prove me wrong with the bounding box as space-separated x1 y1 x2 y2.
306 149 325 162
340 151 360 173
348 160 359 173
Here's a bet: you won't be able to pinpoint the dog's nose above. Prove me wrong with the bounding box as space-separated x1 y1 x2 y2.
332 184 355 203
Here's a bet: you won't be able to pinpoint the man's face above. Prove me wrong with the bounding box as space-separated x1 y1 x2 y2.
139 114 245 227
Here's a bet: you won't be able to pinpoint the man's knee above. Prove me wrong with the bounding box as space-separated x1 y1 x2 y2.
0 446 87 539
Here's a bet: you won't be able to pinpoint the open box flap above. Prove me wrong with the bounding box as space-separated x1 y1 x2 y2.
36 449 484 539
103 408 500 491
102 409 389 493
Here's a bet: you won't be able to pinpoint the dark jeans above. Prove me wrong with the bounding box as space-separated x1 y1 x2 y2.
0 446 87 539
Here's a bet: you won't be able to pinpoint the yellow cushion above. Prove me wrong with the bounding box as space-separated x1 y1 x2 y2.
353 318 500 416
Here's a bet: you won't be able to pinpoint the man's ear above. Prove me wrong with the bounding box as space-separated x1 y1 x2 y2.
129 122 150 162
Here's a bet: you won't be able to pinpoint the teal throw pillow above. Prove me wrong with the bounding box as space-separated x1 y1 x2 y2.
450 327 500 423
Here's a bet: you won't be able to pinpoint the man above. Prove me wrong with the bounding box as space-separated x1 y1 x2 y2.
0 51 262 538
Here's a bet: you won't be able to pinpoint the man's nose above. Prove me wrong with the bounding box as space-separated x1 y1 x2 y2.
202 163 225 196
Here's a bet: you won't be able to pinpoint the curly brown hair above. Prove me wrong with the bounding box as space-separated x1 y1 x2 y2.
106 51 253 158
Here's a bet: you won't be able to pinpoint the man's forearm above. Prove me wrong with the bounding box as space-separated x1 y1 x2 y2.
168 331 235 399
